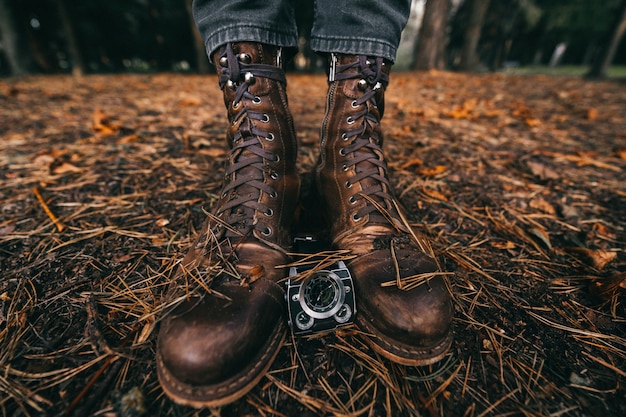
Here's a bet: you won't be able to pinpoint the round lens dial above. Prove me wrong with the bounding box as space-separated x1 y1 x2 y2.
300 271 346 319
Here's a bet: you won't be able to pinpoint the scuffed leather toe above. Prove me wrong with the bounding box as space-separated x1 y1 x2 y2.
157 279 286 407
351 248 453 365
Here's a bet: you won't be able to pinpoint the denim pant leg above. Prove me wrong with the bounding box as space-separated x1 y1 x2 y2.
192 0 299 61
310 0 412 62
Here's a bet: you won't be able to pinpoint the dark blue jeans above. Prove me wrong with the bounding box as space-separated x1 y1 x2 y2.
192 0 412 62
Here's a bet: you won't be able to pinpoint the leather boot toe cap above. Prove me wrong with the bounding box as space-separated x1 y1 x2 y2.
351 248 453 363
158 279 284 387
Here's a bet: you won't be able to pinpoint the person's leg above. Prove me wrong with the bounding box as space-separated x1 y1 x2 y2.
157 0 300 408
310 0 410 62
193 0 299 59
313 0 454 365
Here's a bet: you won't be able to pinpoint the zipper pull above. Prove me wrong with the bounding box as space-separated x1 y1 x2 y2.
329 53 337 82
276 47 282 68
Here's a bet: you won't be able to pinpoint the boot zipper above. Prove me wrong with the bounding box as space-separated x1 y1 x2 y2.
320 81 337 150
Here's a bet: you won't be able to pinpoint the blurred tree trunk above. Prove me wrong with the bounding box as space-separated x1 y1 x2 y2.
411 0 450 70
184 0 210 73
586 0 626 79
57 0 85 76
0 0 29 75
459 0 490 71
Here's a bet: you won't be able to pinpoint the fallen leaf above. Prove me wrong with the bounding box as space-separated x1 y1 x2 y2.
156 219 170 227
113 254 134 263
52 162 82 174
567 248 617 270
422 187 448 201
198 148 227 158
527 160 559 180
527 226 552 249
529 198 556 215
586 108 598 121
92 108 119 135
400 158 423 169
117 134 140 144
179 96 202 106
589 272 626 300
491 240 516 250
417 165 447 176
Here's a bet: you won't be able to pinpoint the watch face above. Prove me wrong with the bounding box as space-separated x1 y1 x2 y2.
300 271 345 319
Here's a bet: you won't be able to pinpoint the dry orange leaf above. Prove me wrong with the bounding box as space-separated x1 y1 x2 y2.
117 134 140 144
422 187 448 201
491 240 516 250
418 165 448 176
568 248 616 270
529 198 556 215
198 148 228 158
52 162 82 174
179 96 202 106
590 272 626 300
92 108 119 135
524 117 541 127
586 108 598 120
527 226 552 249
400 158 423 169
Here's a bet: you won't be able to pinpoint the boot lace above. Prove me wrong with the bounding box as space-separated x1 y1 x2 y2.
334 56 396 224
215 44 286 239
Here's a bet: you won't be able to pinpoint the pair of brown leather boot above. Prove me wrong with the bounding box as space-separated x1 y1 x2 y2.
157 42 453 408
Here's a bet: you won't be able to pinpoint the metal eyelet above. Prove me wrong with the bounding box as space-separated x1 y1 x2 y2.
339 148 346 156
226 80 237 90
232 100 241 110
244 72 255 85
341 133 349 141
346 116 355 125
345 180 352 189
269 171 279 180
221 191 228 198
264 208 274 217
252 96 262 104
348 196 357 205
358 79 368 91
352 213 362 222
266 133 275 141
342 164 349 171
272 154 280 163
261 226 272 236
238 53 252 64
219 56 228 67
351 100 359 108
261 114 270 123
269 190 278 198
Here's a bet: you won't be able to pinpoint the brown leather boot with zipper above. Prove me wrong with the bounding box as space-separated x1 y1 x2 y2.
156 42 300 407
317 54 453 366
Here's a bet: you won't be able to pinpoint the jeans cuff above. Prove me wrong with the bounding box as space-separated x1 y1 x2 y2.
310 36 398 63
204 25 299 62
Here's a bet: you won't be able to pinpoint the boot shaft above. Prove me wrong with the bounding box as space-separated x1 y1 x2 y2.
211 43 300 250
318 54 403 250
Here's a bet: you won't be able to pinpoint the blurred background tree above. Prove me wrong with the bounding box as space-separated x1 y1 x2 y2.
0 0 624 77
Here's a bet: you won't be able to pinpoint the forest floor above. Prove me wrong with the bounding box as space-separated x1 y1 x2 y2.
1 71 625 417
